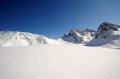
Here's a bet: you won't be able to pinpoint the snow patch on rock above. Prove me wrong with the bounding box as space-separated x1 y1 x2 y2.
62 29 96 43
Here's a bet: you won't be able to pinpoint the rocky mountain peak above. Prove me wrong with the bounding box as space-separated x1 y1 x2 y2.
95 22 120 39
62 28 96 43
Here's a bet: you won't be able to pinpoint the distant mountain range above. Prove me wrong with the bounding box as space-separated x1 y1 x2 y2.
0 22 120 48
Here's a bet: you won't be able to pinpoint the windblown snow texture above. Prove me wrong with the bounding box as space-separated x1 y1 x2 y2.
0 31 48 47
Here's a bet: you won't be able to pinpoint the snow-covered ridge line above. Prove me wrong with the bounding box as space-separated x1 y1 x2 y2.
62 28 96 43
62 22 120 48
0 31 60 47
86 22 120 48
95 22 120 39
0 22 120 48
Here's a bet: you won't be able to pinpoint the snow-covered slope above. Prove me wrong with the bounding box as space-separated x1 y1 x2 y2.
95 22 120 39
87 22 120 48
62 29 96 43
0 22 120 48
0 44 120 79
0 31 59 47
62 22 120 48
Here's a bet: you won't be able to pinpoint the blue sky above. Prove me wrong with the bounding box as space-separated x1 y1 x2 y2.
0 0 120 38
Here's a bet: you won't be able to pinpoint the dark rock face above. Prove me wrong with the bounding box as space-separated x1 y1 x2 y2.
62 22 120 44
95 22 120 39
86 22 120 47
62 29 96 43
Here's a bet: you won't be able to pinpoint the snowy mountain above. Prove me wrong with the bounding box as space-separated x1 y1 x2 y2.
0 22 120 48
62 29 96 43
0 31 59 47
87 22 120 48
95 22 120 39
61 22 120 48
0 23 120 79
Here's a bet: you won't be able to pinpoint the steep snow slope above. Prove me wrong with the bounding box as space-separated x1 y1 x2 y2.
0 31 59 47
0 45 120 79
62 29 96 43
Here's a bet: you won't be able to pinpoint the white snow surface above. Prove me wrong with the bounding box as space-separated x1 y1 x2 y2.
0 31 120 49
0 31 59 47
0 44 120 79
